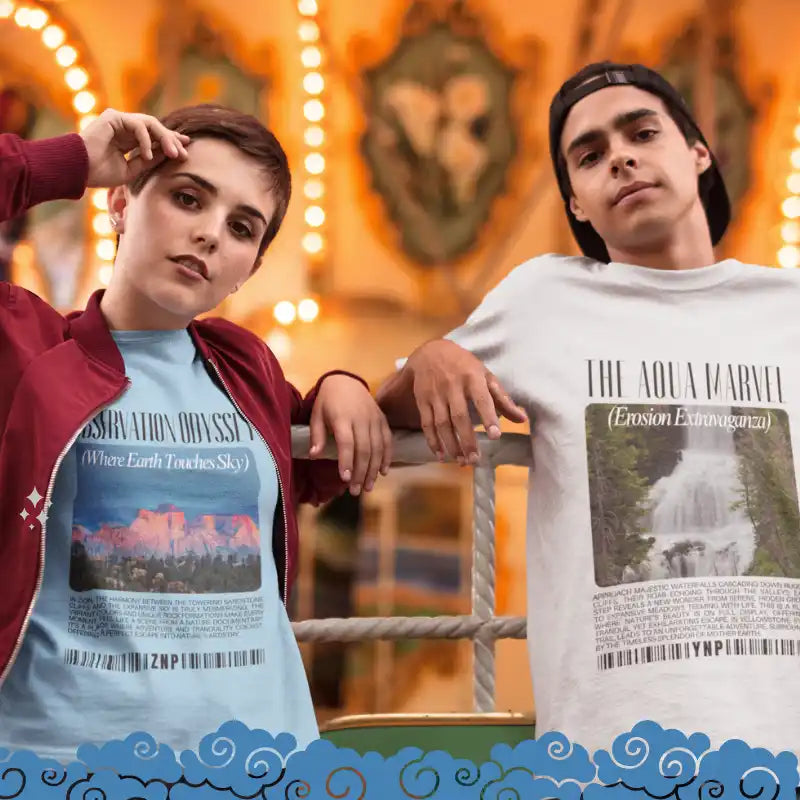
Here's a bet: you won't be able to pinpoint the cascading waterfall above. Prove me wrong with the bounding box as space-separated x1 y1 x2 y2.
641 406 756 580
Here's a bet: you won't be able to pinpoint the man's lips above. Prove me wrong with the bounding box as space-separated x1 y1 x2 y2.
613 181 658 206
169 255 209 280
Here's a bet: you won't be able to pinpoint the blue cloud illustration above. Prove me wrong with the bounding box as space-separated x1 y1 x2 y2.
76 731 182 784
0 749 88 800
60 768 169 800
679 739 798 800
593 720 711 794
491 731 597 784
179 720 298 795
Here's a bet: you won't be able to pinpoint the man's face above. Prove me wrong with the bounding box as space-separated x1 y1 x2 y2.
110 138 276 323
560 85 711 255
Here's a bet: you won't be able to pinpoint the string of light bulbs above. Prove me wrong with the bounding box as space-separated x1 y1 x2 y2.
777 103 800 268
270 0 325 329
0 0 112 293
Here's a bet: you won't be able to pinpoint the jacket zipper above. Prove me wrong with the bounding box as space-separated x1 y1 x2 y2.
0 382 130 686
207 360 290 606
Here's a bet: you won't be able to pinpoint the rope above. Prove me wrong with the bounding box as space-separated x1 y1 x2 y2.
291 615 526 643
471 464 497 712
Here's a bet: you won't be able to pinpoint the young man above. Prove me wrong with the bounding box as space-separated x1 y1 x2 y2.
377 62 800 755
0 106 391 759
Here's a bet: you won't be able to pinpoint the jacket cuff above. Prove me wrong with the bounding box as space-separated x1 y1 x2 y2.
26 133 89 207
299 370 370 423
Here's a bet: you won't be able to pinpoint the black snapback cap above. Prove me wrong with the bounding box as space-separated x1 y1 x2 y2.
548 61 731 263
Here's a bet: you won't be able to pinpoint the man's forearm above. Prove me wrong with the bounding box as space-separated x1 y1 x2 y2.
375 366 422 429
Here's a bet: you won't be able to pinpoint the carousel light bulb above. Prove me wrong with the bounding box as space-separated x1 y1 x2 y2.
782 196 800 219
56 45 78 67
27 7 47 29
305 206 325 227
13 6 29 26
778 245 800 268
298 21 319 42
303 99 324 122
303 73 324 95
42 24 65 48
73 91 96 114
273 300 297 325
298 0 318 15
782 221 800 244
79 114 98 131
96 238 116 261
297 298 319 322
304 126 324 147
92 212 113 236
98 265 114 286
301 46 322 68
304 153 325 174
91 189 108 210
0 2 15 21
65 67 89 91
302 232 324 254
304 179 324 199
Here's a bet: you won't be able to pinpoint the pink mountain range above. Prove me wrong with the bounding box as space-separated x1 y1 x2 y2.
72 504 260 558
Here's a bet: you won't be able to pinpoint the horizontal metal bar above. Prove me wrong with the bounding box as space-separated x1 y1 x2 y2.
290 426 532 467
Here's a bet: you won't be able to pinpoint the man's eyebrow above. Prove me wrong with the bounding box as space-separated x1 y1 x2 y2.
171 171 268 227
565 108 660 157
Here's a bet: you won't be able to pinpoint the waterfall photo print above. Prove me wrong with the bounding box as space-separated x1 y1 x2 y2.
586 404 800 587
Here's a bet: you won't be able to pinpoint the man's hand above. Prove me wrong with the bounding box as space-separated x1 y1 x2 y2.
80 108 191 187
309 375 393 496
404 339 527 463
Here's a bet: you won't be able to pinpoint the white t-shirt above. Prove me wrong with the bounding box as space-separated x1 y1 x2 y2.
447 254 800 755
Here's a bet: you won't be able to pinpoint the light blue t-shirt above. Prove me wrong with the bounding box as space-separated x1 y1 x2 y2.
0 329 318 761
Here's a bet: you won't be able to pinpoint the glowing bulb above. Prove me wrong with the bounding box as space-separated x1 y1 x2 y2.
13 6 29 26
303 73 324 95
303 99 324 122
65 67 89 91
783 196 800 219
27 8 47 28
792 150 800 170
73 91 96 114
0 2 15 20
264 329 292 360
302 232 324 254
778 245 800 268
782 221 800 244
92 212 113 236
304 179 324 200
297 298 319 322
98 265 114 286
91 189 108 210
56 45 78 67
305 153 325 174
273 300 297 325
298 21 319 42
304 126 324 147
301 46 321 68
298 0 318 15
96 239 116 261
42 24 65 48
305 206 325 227
79 114 98 131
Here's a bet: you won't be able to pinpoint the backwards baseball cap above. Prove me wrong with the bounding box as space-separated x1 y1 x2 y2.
548 61 730 263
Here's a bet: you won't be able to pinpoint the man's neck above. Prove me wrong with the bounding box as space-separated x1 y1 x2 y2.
606 204 717 271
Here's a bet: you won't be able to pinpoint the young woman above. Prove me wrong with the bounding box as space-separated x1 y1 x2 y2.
0 106 391 758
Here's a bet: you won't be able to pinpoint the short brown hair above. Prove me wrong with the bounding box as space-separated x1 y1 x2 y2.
128 104 291 261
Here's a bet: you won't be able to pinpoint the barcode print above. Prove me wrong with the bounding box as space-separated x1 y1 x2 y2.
598 638 800 671
64 648 266 673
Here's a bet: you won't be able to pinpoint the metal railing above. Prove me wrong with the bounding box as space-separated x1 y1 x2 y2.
289 426 533 712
